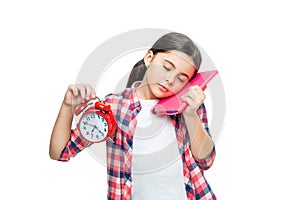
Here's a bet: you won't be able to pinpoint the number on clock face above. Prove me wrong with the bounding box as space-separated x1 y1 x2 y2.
80 113 109 142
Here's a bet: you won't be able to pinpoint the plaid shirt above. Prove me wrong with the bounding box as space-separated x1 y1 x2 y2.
59 82 216 200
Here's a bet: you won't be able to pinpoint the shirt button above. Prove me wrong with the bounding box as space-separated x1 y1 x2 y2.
187 180 193 187
179 143 184 150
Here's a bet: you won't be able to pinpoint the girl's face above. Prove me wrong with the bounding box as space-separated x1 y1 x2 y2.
137 50 196 100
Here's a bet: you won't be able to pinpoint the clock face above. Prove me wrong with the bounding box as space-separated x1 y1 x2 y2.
79 112 109 142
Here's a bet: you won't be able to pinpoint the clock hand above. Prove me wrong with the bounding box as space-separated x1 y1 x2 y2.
94 126 105 136
86 123 95 127
86 123 99 134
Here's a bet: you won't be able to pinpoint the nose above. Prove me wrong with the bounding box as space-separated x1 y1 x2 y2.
165 71 177 84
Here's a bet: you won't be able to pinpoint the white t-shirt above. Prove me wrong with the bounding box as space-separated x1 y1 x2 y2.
131 99 187 200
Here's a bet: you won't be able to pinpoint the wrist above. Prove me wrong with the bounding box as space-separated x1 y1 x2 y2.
61 101 76 113
182 109 198 117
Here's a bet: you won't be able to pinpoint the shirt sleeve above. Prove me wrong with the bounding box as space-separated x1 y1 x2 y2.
193 103 216 170
58 128 92 162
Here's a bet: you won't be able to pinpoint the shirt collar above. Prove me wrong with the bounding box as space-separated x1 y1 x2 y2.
128 81 142 109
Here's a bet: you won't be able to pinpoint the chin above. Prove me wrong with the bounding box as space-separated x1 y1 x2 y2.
153 90 173 99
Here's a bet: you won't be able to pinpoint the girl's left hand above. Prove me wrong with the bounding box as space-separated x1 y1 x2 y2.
181 85 206 115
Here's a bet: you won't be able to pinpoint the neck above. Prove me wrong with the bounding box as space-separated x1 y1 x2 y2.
136 82 157 100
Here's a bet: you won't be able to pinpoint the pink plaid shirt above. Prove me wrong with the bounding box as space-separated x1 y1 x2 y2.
59 82 216 200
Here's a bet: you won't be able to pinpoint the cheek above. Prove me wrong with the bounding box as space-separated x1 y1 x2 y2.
146 66 164 81
169 84 184 94
150 65 163 74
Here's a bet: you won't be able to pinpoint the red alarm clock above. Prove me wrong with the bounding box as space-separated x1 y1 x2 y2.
75 97 116 143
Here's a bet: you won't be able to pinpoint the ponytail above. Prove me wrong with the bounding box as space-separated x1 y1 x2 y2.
126 59 147 88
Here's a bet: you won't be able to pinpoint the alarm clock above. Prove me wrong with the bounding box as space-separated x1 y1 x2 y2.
75 97 116 143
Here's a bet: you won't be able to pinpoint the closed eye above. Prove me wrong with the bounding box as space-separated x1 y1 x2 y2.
164 59 191 81
178 75 188 82
163 65 171 71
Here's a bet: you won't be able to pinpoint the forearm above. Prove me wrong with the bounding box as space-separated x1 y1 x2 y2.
49 102 74 160
183 111 214 160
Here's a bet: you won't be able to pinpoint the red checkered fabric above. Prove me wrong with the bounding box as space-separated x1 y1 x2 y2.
59 82 216 200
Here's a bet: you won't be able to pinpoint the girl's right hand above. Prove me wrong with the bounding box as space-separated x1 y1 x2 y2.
63 84 96 107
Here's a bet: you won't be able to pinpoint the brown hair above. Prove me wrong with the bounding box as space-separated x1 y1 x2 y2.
126 32 202 88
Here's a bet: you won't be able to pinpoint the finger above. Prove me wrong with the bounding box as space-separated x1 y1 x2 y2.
85 84 92 100
189 86 206 102
78 85 86 101
191 85 203 92
182 90 197 102
91 87 96 98
183 87 197 99
181 96 196 109
68 84 79 96
182 91 204 108
73 87 79 97
190 85 202 95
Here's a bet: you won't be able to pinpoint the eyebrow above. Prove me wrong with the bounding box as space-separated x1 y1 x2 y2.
164 59 191 79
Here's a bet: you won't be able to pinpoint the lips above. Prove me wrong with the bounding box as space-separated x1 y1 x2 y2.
158 84 169 93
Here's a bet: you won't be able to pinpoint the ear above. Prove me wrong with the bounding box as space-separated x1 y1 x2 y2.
143 50 154 67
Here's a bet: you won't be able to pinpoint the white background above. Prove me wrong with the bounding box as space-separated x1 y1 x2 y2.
1 0 299 199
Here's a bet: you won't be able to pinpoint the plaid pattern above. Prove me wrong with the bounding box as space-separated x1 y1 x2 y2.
59 82 216 200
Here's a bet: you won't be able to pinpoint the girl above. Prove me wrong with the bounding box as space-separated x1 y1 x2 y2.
49 32 216 200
